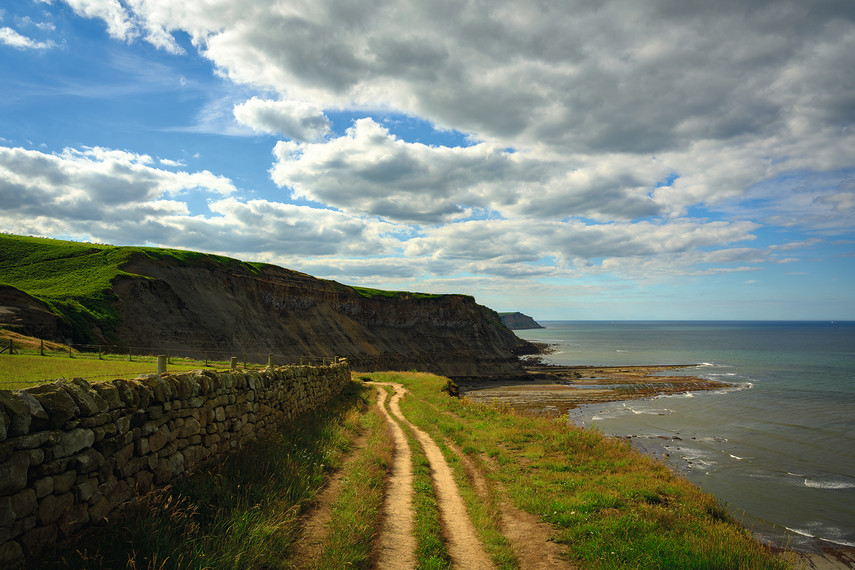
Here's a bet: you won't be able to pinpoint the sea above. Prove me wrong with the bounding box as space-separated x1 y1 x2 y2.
516 321 855 552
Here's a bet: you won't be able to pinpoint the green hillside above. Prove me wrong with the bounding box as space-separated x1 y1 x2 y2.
0 234 443 343
0 234 271 341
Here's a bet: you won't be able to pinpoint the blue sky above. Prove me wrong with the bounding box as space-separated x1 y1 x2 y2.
1 0 854 320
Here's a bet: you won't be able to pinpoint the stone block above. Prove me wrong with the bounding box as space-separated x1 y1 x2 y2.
114 442 134 471
91 382 122 410
116 415 131 434
89 496 110 522
11 514 36 539
107 479 133 511
64 378 109 416
74 448 106 476
0 540 24 568
76 477 99 502
33 476 54 499
37 491 73 525
147 425 170 453
26 383 79 428
0 453 31 495
140 375 168 403
0 497 15 527
0 392 31 437
179 417 201 438
53 470 77 494
158 441 177 458
11 489 37 520
111 379 136 407
79 412 112 429
52 427 95 459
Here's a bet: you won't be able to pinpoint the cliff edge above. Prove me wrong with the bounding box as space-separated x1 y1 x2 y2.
0 235 533 380
499 312 544 330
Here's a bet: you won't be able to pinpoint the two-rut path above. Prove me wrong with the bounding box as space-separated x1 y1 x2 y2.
370 381 574 569
294 381 574 569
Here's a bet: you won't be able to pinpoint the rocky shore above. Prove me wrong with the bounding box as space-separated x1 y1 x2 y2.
458 364 732 416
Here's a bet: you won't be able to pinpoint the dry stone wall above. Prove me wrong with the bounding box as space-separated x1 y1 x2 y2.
0 361 351 566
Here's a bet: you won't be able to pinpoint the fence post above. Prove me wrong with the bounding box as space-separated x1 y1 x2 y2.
205 351 208 366
40 339 44 356
267 353 273 368
230 357 238 370
68 345 73 358
157 355 167 374
98 345 102 360
9 339 13 355
128 347 132 362
244 353 247 368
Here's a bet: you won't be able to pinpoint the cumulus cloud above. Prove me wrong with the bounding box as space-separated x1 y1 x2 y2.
62 0 184 53
402 217 762 279
0 144 390 261
0 26 55 49
271 118 662 223
0 145 234 223
233 97 332 142
71 0 855 151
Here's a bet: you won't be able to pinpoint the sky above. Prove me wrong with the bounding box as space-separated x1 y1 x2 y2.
1 0 854 321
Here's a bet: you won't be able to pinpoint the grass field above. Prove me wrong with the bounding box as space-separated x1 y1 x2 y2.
0 353 215 389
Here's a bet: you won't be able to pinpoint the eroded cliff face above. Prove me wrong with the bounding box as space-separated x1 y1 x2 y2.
111 258 532 379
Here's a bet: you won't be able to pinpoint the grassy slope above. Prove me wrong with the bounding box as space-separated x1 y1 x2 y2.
369 371 792 570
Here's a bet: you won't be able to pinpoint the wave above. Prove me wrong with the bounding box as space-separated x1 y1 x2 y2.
784 526 855 548
803 478 855 490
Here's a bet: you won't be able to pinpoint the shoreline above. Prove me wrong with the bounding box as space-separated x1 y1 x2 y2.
458 363 731 416
459 362 855 566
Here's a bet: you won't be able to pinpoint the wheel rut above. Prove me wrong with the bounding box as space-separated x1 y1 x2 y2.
374 382 493 569
374 384 418 568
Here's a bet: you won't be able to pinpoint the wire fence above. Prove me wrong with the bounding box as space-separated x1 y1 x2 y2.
0 337 345 389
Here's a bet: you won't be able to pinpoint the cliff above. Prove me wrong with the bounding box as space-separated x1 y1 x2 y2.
499 312 544 330
0 236 533 379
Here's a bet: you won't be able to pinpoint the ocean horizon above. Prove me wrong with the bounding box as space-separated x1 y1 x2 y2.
517 320 855 552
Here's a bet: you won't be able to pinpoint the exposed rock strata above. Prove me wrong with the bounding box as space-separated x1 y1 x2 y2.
499 312 544 330
110 259 531 379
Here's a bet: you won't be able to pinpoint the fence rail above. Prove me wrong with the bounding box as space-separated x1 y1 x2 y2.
0 338 345 388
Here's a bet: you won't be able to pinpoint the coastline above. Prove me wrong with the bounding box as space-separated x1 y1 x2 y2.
459 361 855 567
458 363 731 416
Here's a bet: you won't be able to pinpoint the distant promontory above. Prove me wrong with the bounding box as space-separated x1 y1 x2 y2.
499 312 544 330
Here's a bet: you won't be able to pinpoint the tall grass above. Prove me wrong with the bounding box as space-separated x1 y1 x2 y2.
305 393 393 569
39 380 373 569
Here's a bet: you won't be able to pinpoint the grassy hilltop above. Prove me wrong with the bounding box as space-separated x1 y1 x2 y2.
0 233 440 344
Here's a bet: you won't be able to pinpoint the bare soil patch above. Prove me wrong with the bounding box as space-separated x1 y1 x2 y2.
373 385 417 569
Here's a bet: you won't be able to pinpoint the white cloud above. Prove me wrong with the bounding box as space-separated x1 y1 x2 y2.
233 97 332 142
0 144 389 261
0 146 233 224
0 26 55 49
271 118 663 224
